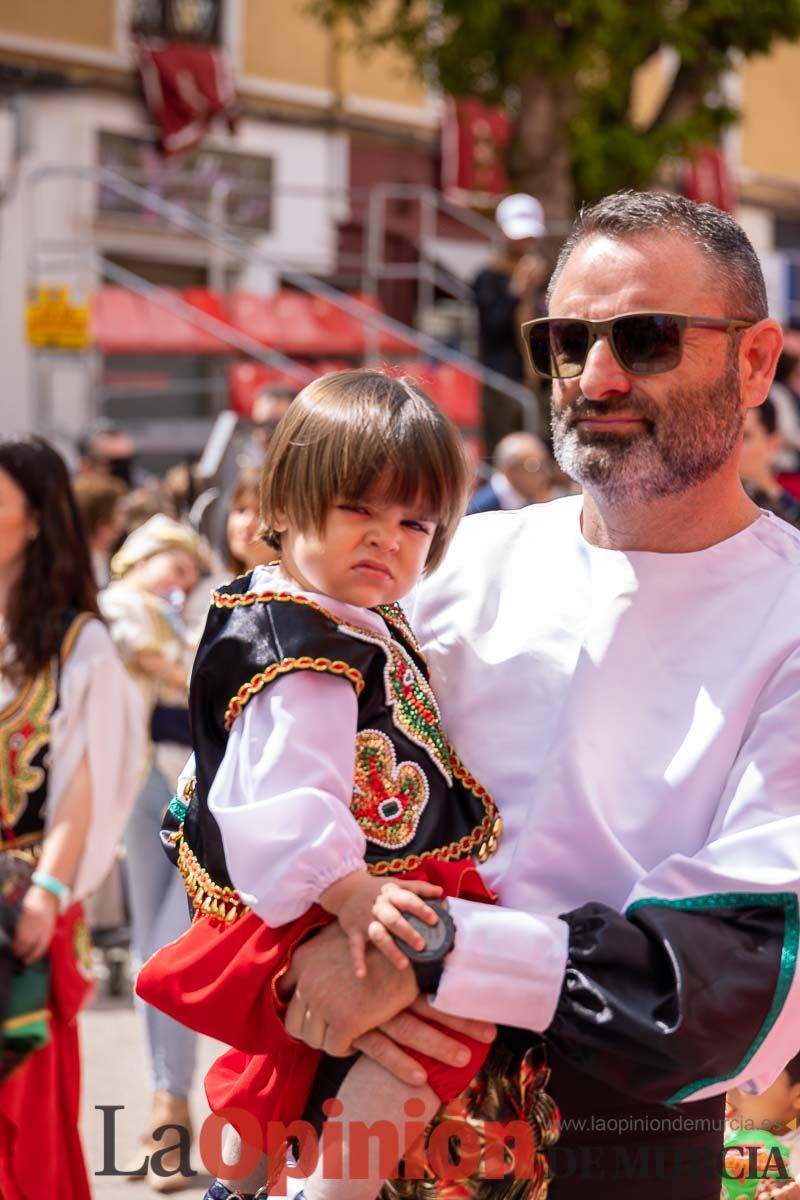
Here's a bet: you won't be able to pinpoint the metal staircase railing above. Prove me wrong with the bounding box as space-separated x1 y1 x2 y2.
27 164 537 426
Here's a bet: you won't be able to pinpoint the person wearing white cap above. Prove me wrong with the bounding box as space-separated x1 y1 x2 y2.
473 193 550 456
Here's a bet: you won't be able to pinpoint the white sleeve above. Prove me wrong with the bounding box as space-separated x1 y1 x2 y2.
434 648 800 1094
431 902 568 1032
208 670 366 926
47 619 148 900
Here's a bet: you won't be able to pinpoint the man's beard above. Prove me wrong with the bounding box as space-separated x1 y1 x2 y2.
550 349 743 507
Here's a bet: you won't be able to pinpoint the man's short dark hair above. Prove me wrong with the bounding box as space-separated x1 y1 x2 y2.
548 190 768 323
753 396 778 435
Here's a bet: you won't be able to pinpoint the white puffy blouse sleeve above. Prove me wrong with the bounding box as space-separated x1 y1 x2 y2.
47 618 147 900
208 670 366 927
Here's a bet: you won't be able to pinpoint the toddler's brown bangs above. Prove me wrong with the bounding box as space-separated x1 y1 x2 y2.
264 370 468 569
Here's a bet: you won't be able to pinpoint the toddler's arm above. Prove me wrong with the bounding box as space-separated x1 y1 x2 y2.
321 873 443 977
208 672 367 926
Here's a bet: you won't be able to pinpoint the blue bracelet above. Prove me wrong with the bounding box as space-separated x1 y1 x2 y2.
31 871 67 901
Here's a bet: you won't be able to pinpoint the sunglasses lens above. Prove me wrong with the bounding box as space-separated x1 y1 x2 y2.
528 320 589 379
613 314 681 374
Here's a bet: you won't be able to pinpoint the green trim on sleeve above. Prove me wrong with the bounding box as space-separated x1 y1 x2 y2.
168 795 188 823
625 891 799 1105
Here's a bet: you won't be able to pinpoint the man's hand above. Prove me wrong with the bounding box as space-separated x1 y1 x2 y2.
283 925 496 1083
354 996 496 1086
284 922 418 1055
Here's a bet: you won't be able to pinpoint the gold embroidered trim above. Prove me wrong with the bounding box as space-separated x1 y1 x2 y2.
175 829 251 924
212 587 381 640
367 746 502 876
2 1009 50 1033
225 657 365 731
60 612 94 666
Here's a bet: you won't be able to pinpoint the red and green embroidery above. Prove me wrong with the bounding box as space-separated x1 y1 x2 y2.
352 729 430 849
0 669 56 835
214 589 452 782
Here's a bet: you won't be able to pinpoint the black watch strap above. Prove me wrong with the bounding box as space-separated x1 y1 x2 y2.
391 899 456 995
411 956 446 995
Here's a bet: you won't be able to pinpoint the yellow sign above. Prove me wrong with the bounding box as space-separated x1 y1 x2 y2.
26 286 90 350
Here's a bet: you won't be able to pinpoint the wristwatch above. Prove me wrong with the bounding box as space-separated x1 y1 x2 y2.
391 899 456 994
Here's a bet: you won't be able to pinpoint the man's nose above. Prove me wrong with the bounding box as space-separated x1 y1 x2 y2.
579 335 632 401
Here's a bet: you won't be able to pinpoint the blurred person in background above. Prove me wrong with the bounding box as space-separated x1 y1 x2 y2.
72 473 128 587
467 431 557 514
739 398 800 529
473 193 549 457
0 436 144 1200
251 383 296 456
76 423 138 487
224 467 274 576
118 483 165 547
182 467 274 637
768 352 800 472
100 515 210 1193
162 462 201 524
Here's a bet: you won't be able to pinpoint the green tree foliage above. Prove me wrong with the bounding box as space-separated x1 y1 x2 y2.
309 0 800 215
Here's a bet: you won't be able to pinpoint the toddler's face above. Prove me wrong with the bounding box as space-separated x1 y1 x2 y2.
275 487 436 607
728 1072 800 1133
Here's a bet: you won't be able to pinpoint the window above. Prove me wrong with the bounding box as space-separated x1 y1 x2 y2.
131 0 223 44
97 132 273 234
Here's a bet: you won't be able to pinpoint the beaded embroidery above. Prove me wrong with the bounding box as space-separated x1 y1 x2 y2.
352 729 430 850
215 590 451 782
0 669 56 833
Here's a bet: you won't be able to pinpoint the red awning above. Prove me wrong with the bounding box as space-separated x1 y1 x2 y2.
91 287 232 354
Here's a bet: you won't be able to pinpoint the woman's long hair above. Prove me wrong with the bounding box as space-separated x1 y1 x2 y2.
0 436 99 682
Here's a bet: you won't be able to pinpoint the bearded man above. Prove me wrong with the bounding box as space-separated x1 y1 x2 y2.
271 191 800 1200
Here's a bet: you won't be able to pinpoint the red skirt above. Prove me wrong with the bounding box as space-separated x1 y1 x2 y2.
137 860 494 1142
0 904 95 1200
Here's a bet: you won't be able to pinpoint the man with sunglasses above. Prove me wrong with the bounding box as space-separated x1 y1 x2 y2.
279 191 800 1200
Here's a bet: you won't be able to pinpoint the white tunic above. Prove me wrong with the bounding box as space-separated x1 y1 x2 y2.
407 496 800 1100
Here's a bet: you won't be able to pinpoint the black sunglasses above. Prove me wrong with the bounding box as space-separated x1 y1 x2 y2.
521 311 753 380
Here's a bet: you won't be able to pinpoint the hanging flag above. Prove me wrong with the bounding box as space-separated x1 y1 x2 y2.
684 145 734 213
135 40 238 155
441 97 511 206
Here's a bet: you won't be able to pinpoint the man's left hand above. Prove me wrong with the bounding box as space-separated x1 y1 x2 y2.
284 922 418 1056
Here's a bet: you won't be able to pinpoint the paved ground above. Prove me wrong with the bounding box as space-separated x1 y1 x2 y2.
80 962 222 1199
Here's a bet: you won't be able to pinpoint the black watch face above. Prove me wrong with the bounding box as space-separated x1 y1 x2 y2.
398 901 454 961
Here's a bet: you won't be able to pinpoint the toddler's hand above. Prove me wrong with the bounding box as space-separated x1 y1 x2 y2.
367 880 444 972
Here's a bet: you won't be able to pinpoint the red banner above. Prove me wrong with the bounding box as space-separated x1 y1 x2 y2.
441 97 511 205
136 40 238 155
684 146 734 213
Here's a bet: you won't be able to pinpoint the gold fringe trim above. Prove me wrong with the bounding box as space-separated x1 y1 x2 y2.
175 831 250 924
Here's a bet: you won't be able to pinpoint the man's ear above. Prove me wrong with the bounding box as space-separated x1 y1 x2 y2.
740 319 784 411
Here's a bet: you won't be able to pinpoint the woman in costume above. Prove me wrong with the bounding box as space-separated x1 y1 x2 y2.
0 435 144 1200
138 371 557 1200
100 513 211 1191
